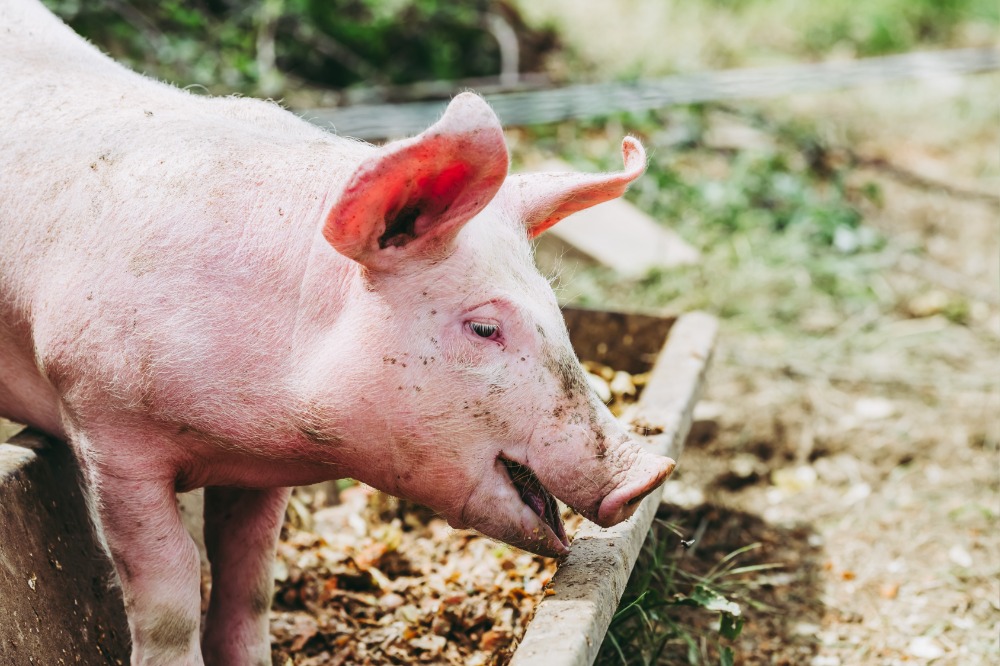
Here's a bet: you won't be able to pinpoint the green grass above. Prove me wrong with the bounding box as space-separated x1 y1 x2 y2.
521 105 892 336
596 521 779 666
514 0 999 79
799 0 999 57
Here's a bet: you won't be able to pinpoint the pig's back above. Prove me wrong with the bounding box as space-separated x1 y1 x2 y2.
0 0 372 435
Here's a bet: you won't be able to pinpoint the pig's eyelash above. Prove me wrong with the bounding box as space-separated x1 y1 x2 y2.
468 321 499 339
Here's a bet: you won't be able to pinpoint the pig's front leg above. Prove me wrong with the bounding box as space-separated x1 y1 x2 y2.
201 486 291 666
85 460 204 665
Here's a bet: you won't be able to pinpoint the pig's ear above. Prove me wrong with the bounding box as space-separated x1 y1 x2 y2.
503 137 646 238
323 93 509 270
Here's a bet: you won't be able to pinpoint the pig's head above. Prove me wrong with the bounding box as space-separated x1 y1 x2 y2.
309 93 674 556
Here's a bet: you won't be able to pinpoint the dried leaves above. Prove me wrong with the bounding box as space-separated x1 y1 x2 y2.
269 484 583 665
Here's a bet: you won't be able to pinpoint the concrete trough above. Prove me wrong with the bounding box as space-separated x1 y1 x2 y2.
511 308 717 666
0 307 716 665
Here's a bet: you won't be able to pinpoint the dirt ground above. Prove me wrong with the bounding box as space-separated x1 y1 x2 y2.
650 77 999 664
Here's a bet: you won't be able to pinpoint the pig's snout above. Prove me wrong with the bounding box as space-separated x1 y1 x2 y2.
595 452 675 527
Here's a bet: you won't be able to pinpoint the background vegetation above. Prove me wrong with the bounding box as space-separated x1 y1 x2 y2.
43 0 555 96
45 0 997 96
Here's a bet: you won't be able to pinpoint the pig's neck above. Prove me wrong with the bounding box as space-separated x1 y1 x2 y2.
132 213 378 491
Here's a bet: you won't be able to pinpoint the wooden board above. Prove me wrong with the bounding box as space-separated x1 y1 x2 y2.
0 433 129 666
531 160 700 278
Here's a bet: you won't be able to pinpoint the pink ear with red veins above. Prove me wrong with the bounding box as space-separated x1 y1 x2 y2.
323 92 510 270
503 136 648 238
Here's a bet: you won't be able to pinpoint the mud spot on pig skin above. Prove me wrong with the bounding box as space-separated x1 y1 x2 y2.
146 606 197 656
128 252 156 278
583 405 609 456
292 405 344 448
131 352 160 410
250 580 273 616
109 547 135 582
295 422 343 447
175 424 232 449
543 345 588 400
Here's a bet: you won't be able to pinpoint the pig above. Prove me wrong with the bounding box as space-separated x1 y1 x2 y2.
0 1 675 664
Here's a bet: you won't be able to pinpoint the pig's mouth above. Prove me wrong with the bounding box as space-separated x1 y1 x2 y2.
500 457 570 551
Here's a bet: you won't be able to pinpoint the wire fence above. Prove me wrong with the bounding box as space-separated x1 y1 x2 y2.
300 48 1000 140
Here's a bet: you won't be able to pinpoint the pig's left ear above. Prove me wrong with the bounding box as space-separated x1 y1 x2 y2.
323 93 509 271
501 137 646 238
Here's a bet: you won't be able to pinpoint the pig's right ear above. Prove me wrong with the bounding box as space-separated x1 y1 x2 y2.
322 93 509 271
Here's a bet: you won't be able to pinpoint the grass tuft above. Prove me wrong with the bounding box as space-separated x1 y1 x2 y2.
597 520 779 666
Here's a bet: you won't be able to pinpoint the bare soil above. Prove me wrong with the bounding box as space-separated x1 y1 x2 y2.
654 76 999 664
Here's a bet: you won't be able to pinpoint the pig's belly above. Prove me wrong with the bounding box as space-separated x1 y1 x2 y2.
0 330 64 439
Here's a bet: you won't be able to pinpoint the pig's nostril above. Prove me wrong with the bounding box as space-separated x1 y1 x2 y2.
625 482 658 507
596 456 675 527
625 493 643 507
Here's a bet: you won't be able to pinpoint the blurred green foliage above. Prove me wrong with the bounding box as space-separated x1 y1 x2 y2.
41 0 546 94
696 0 996 56
41 0 995 96
801 0 998 57
529 105 882 252
521 105 893 331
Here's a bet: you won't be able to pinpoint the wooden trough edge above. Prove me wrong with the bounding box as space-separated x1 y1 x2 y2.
509 311 719 666
0 432 129 664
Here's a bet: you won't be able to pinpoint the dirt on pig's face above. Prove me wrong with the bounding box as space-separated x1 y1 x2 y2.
309 209 671 557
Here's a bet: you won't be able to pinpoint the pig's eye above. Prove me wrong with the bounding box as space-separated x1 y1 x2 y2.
469 321 499 339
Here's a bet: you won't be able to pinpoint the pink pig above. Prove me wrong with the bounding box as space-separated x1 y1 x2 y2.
0 1 675 664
